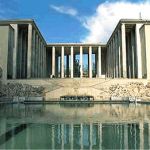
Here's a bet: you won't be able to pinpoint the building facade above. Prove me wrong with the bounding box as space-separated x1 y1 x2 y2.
0 19 150 80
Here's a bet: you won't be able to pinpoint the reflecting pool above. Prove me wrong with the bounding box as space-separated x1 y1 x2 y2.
0 103 150 149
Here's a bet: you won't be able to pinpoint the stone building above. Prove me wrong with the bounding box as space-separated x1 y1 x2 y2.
0 19 150 80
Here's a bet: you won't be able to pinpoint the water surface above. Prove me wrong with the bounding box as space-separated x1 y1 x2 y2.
0 103 150 149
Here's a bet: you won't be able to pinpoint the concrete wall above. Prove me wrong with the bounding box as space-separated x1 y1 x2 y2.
0 26 10 81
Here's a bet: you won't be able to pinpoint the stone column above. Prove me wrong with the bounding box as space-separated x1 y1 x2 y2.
40 42 43 78
71 46 74 78
27 24 32 78
12 24 18 79
89 46 92 78
131 29 135 78
37 37 40 78
31 29 36 77
80 46 83 78
118 29 121 78
98 46 101 77
55 55 58 77
121 23 127 78
35 34 38 78
61 46 64 78
42 45 45 77
115 33 119 78
66 55 69 77
113 38 116 78
110 41 113 77
44 46 46 78
107 45 110 77
52 46 55 76
136 23 142 78
39 38 42 78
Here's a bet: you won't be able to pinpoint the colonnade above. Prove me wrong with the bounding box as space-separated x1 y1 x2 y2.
107 23 143 78
51 45 102 78
11 23 46 79
30 25 46 78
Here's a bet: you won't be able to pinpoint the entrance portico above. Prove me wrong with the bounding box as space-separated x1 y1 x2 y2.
46 43 106 78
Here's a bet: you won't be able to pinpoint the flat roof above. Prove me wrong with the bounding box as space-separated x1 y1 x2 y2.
1 19 150 46
47 43 106 47
107 19 150 45
0 19 46 45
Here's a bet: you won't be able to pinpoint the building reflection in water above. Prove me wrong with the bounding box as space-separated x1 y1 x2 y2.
0 104 150 149
1 122 146 149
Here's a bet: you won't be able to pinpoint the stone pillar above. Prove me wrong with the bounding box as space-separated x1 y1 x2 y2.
98 46 101 77
66 55 69 77
44 46 46 78
121 23 127 78
80 46 83 78
40 42 42 78
35 34 38 78
110 41 113 77
42 44 45 77
61 46 64 78
71 46 74 78
118 29 121 78
27 24 32 78
55 55 58 77
37 36 40 78
115 33 119 78
107 45 110 77
89 46 92 78
12 24 18 79
31 29 36 77
52 46 55 76
113 38 116 78
131 29 135 78
136 24 142 78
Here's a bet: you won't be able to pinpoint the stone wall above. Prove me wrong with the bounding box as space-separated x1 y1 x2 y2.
0 82 44 98
5 78 150 101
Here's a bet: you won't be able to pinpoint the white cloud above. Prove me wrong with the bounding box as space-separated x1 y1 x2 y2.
81 1 150 43
50 5 78 17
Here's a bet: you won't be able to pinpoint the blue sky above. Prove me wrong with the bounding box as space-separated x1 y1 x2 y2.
0 0 150 43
